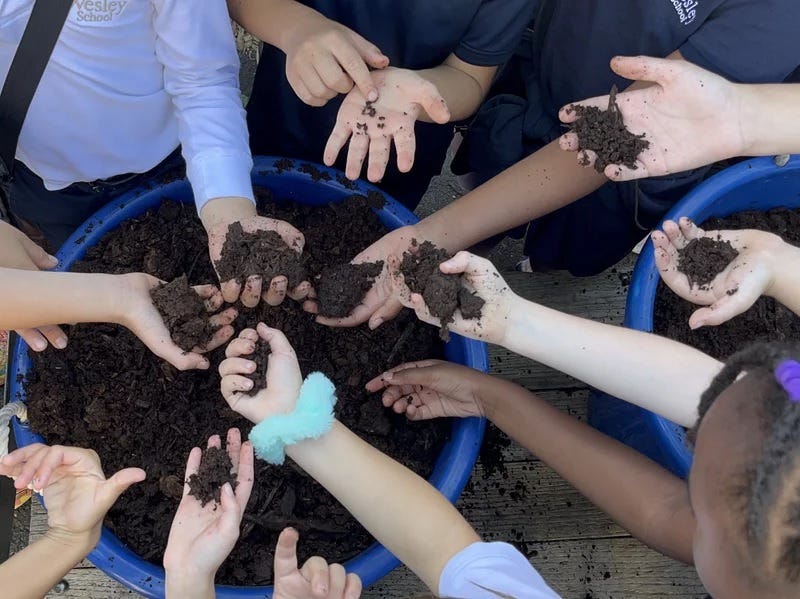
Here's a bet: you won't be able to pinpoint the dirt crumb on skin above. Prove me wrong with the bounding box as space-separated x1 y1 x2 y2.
150 275 214 351
188 446 238 507
315 261 384 319
570 86 650 173
244 341 271 396
400 240 485 341
214 222 307 289
677 236 739 289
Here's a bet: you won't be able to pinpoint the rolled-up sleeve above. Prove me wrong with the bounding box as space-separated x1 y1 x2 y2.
151 0 254 213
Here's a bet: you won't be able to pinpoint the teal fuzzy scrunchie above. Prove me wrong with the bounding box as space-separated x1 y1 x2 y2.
248 372 337 465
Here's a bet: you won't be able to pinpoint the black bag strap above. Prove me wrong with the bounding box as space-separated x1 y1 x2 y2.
0 0 73 177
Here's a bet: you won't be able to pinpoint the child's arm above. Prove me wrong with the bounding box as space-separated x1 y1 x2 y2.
0 444 145 599
396 252 722 427
653 218 800 326
0 268 236 370
367 361 696 564
560 56 800 181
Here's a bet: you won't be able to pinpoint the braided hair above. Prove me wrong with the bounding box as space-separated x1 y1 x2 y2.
690 341 800 584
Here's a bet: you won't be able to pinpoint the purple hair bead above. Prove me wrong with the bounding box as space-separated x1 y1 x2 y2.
775 360 800 403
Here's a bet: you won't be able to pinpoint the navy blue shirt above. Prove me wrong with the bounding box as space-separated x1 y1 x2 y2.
246 0 537 208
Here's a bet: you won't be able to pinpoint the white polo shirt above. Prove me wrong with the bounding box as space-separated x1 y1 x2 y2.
0 0 255 212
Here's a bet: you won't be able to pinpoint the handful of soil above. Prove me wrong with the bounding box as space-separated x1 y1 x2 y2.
244 341 271 396
214 223 307 289
570 86 650 173
150 275 214 351
400 240 485 341
315 261 384 318
188 445 238 507
677 236 739 289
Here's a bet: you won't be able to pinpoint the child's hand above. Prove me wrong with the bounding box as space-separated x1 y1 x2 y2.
652 218 785 328
559 56 742 181
219 324 303 423
366 360 486 421
324 67 451 183
0 444 144 545
391 251 517 344
273 527 362 599
164 429 254 587
0 220 67 352
282 13 389 106
120 273 237 371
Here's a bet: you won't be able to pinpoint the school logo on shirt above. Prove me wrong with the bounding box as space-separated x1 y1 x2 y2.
669 0 699 25
72 0 128 22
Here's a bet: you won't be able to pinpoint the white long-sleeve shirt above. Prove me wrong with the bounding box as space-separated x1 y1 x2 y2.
0 0 255 212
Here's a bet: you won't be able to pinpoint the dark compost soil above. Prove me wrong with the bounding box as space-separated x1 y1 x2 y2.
677 236 739 290
188 446 238 507
244 341 271 396
570 86 650 174
24 192 449 585
400 240 484 341
315 261 384 319
150 275 215 351
654 208 800 360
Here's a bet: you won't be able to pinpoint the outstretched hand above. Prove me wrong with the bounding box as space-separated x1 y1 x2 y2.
390 251 516 344
366 360 486 421
273 527 362 599
121 273 237 370
652 218 785 328
559 56 744 181
324 67 451 182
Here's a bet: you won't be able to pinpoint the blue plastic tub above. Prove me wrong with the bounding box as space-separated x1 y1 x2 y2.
8 157 488 598
591 155 800 479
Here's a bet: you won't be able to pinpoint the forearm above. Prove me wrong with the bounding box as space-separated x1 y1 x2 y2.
478 376 695 563
287 421 479 592
416 140 607 252
0 531 96 599
739 84 800 157
0 269 123 330
165 572 215 599
767 241 800 315
416 61 493 123
502 296 722 427
228 0 318 49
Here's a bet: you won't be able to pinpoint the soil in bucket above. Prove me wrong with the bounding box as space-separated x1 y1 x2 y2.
188 446 238 507
24 192 449 585
150 275 216 351
654 208 800 360
569 86 650 174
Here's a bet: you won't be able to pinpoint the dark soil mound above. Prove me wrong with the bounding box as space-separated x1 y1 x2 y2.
677 236 739 289
188 446 238 507
654 208 800 360
570 86 650 174
150 275 214 351
315 261 384 318
400 240 484 340
244 341 271 396
214 223 307 289
24 193 448 585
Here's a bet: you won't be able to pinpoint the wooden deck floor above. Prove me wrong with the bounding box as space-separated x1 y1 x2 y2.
16 256 707 598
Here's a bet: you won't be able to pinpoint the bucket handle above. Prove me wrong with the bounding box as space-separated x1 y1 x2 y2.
0 402 27 459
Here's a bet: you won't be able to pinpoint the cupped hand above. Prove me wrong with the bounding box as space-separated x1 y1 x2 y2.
0 220 68 351
559 56 743 181
306 225 418 329
0 444 144 542
324 67 451 182
119 273 237 371
219 324 303 424
391 251 516 344
365 359 486 421
273 527 362 599
652 218 784 329
164 429 254 579
282 13 388 107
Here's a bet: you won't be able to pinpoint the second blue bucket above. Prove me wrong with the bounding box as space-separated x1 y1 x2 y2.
8 157 488 597
590 155 800 478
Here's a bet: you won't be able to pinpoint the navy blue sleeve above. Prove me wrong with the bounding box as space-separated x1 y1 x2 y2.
680 0 800 83
455 0 538 66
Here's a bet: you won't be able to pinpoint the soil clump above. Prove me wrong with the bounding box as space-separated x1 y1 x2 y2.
244 341 271 395
315 261 384 318
676 236 739 289
150 275 214 351
188 446 238 507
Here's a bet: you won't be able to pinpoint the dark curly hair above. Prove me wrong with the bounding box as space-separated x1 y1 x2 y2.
689 341 800 584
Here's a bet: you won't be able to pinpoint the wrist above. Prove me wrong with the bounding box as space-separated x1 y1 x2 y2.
165 568 216 598
199 197 257 231
736 83 763 157
764 241 800 302
45 526 100 554
274 2 328 52
501 294 541 351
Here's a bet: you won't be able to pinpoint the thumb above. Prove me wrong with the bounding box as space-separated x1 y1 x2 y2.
439 251 486 277
418 82 451 124
610 55 677 86
97 467 146 511
274 527 301 578
368 295 404 330
21 235 59 270
348 30 389 69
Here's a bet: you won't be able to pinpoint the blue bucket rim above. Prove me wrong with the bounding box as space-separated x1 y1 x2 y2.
9 156 488 597
625 154 800 478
